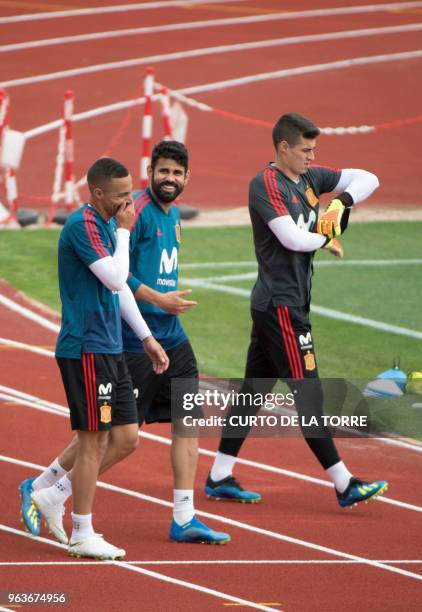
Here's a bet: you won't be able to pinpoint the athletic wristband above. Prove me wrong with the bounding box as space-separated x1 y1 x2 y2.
336 192 354 208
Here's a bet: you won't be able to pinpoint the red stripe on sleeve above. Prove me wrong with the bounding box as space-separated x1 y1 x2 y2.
263 168 282 216
83 208 109 259
281 307 304 379
268 169 288 216
131 193 151 230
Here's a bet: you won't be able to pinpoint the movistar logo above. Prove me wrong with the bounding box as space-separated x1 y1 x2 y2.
99 383 112 396
296 210 316 231
159 247 178 274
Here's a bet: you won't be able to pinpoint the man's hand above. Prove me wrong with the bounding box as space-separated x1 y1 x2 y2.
115 201 135 231
143 336 169 374
157 289 198 315
317 199 346 240
323 238 344 258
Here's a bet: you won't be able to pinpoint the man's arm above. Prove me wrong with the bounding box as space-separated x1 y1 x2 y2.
88 228 130 291
268 216 327 252
317 168 379 239
132 282 197 315
333 168 379 205
119 284 169 374
87 202 135 291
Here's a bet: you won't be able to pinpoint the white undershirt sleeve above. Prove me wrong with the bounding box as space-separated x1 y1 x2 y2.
118 283 152 341
268 215 326 252
88 228 130 291
334 168 379 204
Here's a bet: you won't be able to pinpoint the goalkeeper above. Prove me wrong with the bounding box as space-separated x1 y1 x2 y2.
206 112 388 508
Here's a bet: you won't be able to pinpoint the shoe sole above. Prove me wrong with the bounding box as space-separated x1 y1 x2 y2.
68 551 125 560
170 537 230 545
206 494 261 504
341 483 388 509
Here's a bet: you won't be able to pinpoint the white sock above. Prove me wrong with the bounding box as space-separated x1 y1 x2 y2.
33 459 67 491
210 452 237 482
173 489 194 526
71 513 94 541
39 475 73 506
326 461 353 493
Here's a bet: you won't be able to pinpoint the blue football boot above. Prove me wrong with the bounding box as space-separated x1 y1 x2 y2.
170 516 230 544
19 477 41 535
336 477 388 508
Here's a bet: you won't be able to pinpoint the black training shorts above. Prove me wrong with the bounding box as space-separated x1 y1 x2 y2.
56 353 138 431
125 340 199 425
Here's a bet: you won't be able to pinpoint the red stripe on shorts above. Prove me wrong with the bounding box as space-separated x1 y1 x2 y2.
281 307 304 379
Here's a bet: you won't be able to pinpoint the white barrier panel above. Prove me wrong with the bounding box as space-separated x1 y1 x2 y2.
170 102 188 144
0 128 26 169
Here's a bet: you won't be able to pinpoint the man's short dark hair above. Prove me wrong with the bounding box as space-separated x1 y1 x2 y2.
87 157 129 189
272 113 320 149
151 140 188 172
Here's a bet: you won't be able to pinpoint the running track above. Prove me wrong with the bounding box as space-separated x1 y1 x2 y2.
1 2 422 610
0 279 421 608
1 0 422 210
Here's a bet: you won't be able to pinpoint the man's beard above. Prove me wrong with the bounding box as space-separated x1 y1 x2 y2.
151 179 183 203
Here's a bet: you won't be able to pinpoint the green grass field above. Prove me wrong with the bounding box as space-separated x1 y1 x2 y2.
0 221 421 385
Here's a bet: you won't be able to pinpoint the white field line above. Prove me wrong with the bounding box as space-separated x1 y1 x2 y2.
2 387 422 511
0 559 421 566
0 337 55 357
1 282 422 455
3 19 422 55
2 454 422 583
2 36 422 90
0 525 277 612
2 1 422 26
0 0 249 25
180 278 422 341
181 260 422 269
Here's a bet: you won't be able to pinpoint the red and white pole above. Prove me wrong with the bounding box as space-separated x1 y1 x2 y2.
160 87 172 141
0 89 19 225
63 90 75 210
140 66 154 189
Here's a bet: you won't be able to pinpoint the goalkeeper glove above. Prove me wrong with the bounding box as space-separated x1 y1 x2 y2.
317 199 345 239
323 237 344 258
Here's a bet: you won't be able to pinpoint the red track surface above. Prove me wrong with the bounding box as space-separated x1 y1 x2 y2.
1 0 422 210
1 283 422 610
1 2 422 610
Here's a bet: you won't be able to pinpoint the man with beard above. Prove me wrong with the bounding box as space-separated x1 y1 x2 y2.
20 148 228 550
123 140 230 544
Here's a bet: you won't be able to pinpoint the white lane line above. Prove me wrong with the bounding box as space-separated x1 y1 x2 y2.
0 294 60 333
2 455 422 583
2 34 422 89
0 0 249 25
2 1 422 26
177 49 422 96
113 560 279 611
3 19 422 54
0 337 55 357
180 278 422 340
0 559 421 566
0 525 278 612
2 383 422 509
